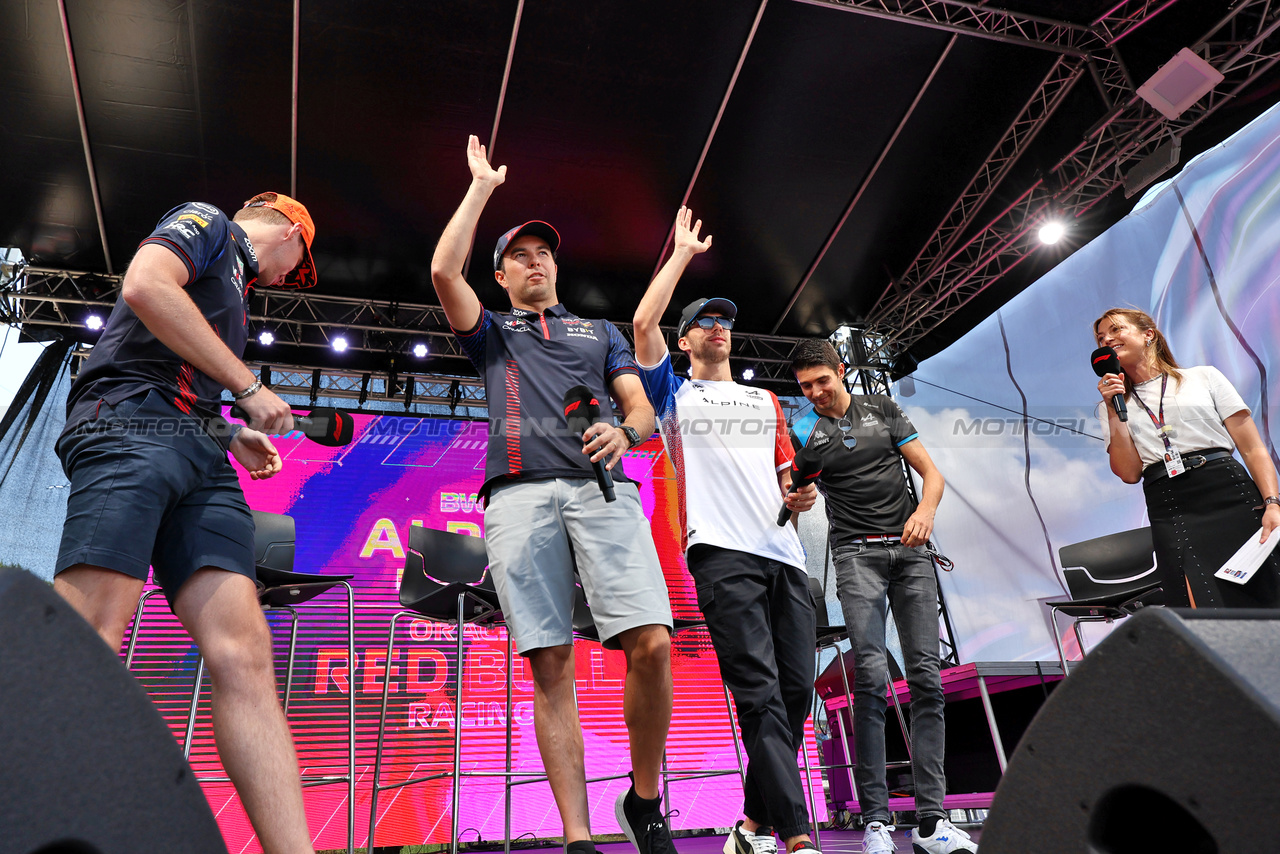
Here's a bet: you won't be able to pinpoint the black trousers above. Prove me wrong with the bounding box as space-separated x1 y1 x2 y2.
688 545 816 839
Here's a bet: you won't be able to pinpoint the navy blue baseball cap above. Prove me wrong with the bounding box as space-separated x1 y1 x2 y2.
678 297 738 337
493 221 561 271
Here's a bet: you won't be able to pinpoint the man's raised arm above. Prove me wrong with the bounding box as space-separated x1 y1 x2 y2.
632 206 712 366
431 134 507 332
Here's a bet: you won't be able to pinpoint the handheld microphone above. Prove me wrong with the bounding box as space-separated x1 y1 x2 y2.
231 405 355 447
562 385 616 503
1090 346 1128 422
777 448 823 526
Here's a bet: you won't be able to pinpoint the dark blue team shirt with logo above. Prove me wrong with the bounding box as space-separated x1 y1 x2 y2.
453 303 640 498
64 202 258 444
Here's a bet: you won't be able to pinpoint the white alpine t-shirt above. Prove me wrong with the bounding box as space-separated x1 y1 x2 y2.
639 353 806 570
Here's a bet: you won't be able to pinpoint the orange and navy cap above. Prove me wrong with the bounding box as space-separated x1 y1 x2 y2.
493 221 560 272
242 192 317 289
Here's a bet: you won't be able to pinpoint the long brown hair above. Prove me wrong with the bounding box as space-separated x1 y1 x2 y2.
1092 308 1182 398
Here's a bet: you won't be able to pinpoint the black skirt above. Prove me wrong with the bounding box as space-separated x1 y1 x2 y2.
1143 455 1280 608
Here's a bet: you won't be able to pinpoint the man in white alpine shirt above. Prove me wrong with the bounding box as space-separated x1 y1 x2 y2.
632 207 822 854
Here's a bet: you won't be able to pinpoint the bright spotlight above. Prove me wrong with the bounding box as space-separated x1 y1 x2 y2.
258 329 275 346
412 342 428 358
742 367 755 381
1038 221 1066 245
85 314 104 331
332 336 349 353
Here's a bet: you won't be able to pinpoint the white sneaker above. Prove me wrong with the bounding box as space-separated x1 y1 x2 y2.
862 821 898 854
909 818 976 853
723 821 778 854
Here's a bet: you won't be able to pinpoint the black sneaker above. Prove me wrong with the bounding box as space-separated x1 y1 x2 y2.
723 821 777 854
614 776 676 854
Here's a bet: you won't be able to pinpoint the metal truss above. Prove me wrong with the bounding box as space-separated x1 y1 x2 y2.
864 0 1280 362
242 363 488 411
5 267 816 404
779 0 1174 334
795 0 1098 55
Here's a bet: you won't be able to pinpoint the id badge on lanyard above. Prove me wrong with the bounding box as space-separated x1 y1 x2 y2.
1133 375 1183 478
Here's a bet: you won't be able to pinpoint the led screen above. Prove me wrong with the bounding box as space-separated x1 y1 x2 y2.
125 411 826 852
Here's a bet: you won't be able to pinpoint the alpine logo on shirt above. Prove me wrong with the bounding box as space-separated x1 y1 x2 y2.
861 412 879 426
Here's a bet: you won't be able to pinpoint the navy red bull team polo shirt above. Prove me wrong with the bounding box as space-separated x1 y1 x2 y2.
454 303 640 498
64 202 258 441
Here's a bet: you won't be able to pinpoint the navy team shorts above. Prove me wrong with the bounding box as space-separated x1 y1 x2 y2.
54 389 256 608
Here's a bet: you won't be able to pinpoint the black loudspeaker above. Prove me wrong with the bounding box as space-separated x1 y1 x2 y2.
0 568 227 854
982 607 1280 854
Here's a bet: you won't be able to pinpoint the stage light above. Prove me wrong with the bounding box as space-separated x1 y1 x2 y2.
331 336 349 353
258 329 275 346
412 342 428 358
742 367 755 381
85 314 104 331
1039 221 1066 245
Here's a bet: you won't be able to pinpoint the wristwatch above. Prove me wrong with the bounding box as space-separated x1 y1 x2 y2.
1263 496 1280 509
619 425 641 449
232 380 263 400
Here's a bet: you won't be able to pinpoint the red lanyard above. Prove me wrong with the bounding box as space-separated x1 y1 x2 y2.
1130 374 1174 452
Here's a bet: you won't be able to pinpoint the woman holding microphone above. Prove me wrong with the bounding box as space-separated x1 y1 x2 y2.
1094 308 1280 607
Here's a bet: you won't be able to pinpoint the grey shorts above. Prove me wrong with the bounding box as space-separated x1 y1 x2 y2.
484 478 672 653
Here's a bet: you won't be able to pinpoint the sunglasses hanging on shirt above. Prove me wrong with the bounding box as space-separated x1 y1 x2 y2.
836 416 858 449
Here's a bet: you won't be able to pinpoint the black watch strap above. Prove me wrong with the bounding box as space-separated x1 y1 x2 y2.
620 425 641 449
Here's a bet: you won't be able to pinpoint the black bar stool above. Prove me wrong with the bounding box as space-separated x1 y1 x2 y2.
367 525 501 854
122 510 357 853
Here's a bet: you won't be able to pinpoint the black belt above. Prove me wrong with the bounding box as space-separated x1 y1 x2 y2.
1142 448 1233 484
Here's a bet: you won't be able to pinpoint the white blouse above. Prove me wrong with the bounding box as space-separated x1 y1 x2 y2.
1098 365 1249 469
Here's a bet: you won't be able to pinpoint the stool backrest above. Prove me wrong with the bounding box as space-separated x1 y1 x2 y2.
1058 526 1157 601
251 510 296 573
405 525 489 586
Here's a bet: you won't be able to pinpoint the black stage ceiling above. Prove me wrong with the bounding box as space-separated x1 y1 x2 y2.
4 1 1280 385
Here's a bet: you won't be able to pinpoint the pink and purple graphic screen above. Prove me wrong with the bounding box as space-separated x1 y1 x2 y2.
127 410 825 852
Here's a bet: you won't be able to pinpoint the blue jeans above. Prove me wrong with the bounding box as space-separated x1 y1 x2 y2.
833 541 946 822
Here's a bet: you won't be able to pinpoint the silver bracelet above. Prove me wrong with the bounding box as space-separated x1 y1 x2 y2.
232 380 263 400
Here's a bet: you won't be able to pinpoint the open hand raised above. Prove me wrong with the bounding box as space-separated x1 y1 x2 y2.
467 134 506 186
673 205 712 255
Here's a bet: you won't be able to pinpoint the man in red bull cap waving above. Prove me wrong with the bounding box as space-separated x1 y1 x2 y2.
53 192 320 853
432 136 677 854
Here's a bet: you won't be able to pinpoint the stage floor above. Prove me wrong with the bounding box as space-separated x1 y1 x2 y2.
592 827 983 854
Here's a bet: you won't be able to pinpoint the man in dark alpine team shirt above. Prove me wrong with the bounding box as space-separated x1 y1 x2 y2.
53 193 318 854
431 135 676 854
790 340 975 854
